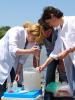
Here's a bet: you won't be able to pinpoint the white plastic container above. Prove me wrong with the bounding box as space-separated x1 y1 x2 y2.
23 69 41 91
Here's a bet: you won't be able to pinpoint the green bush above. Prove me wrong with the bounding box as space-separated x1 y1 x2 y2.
0 26 10 39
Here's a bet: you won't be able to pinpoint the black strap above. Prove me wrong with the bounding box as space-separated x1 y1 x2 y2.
24 39 28 49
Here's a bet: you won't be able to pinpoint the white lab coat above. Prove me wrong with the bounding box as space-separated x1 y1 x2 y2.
0 26 27 85
50 16 75 95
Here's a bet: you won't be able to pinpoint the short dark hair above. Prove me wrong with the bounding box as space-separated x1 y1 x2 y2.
41 6 63 21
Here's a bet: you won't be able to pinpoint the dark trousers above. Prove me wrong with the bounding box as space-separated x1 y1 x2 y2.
46 60 59 85
44 59 68 100
10 67 16 83
54 97 73 100
0 80 7 99
10 67 22 87
44 60 59 100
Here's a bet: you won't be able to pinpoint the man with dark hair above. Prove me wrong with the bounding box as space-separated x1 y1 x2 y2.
41 6 63 23
37 6 75 99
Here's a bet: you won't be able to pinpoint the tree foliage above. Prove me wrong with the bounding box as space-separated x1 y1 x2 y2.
0 26 10 39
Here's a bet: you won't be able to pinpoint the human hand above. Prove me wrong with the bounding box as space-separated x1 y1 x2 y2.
36 65 44 72
36 67 41 72
31 46 40 55
15 74 20 82
69 47 75 53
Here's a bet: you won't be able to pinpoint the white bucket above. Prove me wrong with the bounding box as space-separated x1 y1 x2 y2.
23 69 41 91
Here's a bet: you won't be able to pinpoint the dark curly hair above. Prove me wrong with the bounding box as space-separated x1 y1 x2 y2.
38 18 54 32
41 6 63 22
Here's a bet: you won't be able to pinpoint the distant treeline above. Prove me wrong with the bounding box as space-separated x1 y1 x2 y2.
0 26 10 39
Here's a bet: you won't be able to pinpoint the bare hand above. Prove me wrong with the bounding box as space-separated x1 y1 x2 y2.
31 46 40 55
15 74 20 82
70 47 75 52
36 65 44 72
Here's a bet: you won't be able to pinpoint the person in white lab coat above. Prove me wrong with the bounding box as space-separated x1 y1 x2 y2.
36 6 75 98
9 22 40 87
0 23 42 99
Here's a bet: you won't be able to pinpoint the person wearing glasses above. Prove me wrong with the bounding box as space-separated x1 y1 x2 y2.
38 19 67 100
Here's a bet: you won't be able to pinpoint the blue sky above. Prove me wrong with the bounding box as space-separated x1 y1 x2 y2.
0 0 75 26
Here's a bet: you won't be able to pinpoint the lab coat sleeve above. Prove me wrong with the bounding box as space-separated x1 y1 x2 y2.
70 17 75 32
9 28 20 56
50 37 62 59
66 17 75 47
